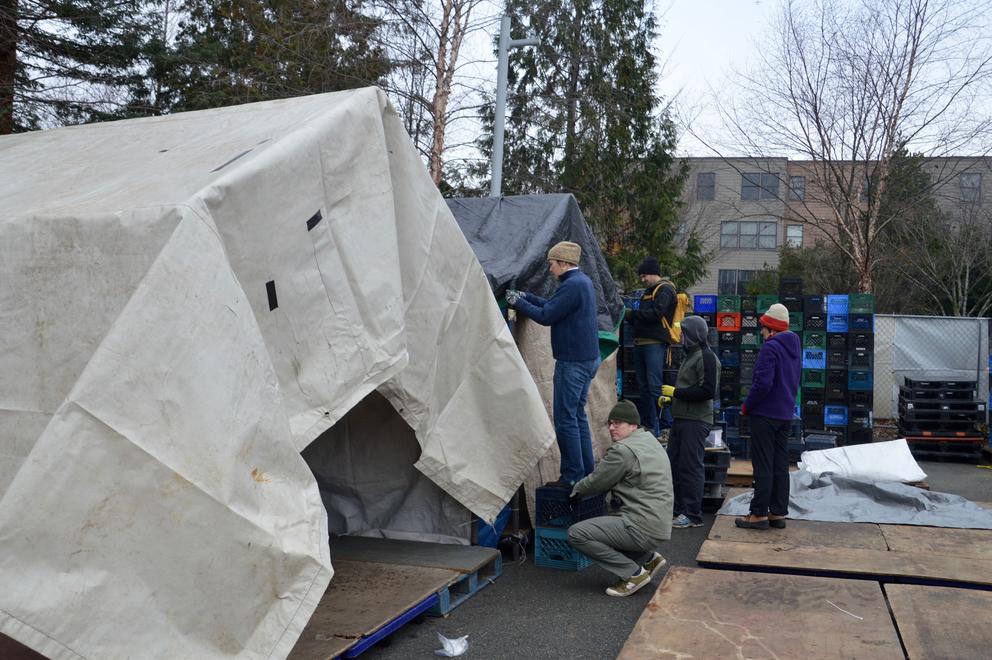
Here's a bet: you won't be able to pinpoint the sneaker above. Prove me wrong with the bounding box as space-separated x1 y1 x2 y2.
657 429 671 443
605 568 652 597
672 514 703 529
643 552 667 579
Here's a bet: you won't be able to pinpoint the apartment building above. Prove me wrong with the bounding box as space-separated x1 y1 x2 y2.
677 156 992 295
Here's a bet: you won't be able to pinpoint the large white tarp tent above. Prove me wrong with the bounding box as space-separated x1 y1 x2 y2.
0 88 554 659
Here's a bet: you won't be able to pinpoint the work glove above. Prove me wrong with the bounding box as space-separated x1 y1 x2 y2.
661 384 676 399
657 394 671 407
505 289 524 306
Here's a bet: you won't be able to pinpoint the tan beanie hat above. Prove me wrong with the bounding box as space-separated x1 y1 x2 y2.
548 241 581 265
760 302 790 332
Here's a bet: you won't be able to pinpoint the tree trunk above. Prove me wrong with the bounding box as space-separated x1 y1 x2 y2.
0 0 16 134
562 5 583 191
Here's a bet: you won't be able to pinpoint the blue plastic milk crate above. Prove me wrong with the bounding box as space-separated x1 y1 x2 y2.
694 294 717 313
535 526 592 571
824 405 849 426
848 370 874 391
826 294 849 314
534 487 606 528
826 314 849 332
802 348 826 369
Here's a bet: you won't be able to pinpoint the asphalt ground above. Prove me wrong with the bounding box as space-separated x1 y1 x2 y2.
365 459 991 660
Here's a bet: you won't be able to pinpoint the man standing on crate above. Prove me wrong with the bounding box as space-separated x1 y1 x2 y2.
657 315 719 529
736 303 801 530
627 256 677 439
567 400 674 597
507 241 600 487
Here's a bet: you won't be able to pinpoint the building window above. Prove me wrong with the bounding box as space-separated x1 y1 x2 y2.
718 269 757 295
721 220 778 249
741 172 779 201
697 172 715 200
789 176 805 201
961 172 982 203
786 224 803 248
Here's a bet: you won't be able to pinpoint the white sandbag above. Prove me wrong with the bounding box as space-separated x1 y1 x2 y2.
798 438 927 483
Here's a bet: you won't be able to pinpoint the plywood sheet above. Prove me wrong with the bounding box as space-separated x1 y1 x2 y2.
886 584 992 660
288 560 459 660
709 513 888 549
881 524 992 561
330 536 497 574
697 540 992 587
618 567 903 659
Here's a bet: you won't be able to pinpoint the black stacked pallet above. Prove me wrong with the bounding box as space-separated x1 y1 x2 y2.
898 377 986 461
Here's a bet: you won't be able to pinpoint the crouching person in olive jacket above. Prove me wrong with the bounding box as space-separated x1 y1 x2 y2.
567 400 674 597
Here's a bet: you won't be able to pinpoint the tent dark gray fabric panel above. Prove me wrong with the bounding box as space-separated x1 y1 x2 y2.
446 193 624 333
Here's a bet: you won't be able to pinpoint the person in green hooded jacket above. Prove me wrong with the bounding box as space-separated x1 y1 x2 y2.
567 400 674 597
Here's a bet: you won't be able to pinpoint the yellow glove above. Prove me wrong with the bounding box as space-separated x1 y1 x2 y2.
661 385 676 398
657 394 672 407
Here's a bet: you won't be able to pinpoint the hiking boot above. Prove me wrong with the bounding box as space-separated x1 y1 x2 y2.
734 515 770 530
605 568 652 597
657 429 671 443
643 552 667 579
769 515 787 529
672 514 703 529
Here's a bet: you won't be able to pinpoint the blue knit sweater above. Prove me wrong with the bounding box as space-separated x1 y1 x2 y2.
514 269 599 361
743 331 801 420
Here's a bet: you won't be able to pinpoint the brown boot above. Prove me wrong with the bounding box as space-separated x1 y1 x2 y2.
734 514 770 530
769 514 787 529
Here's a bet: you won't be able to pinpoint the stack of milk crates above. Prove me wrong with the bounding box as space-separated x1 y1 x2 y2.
800 293 875 449
533 486 606 571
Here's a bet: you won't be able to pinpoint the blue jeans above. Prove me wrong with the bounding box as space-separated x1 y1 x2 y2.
633 343 672 436
553 358 601 483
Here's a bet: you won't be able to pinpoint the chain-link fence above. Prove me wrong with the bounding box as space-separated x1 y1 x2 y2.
873 315 990 424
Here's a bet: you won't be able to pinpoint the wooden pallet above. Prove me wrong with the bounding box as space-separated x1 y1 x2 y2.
618 567 903 659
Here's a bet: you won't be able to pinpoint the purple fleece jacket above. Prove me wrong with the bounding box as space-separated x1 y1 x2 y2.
743 331 801 420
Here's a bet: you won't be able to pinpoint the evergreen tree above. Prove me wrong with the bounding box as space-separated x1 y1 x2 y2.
486 0 697 289
161 0 391 113
0 0 153 133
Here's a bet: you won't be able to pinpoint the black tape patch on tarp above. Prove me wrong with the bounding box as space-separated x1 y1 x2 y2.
210 148 254 173
266 280 278 311
306 210 323 231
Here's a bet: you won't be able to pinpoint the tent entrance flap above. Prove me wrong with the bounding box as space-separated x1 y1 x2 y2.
302 391 471 544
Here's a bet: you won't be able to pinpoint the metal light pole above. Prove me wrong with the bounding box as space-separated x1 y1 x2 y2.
490 16 539 198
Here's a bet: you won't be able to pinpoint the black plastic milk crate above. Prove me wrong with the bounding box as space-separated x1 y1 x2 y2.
719 331 742 347
847 426 872 445
827 333 848 349
802 412 825 431
697 312 716 326
827 350 847 369
804 295 825 314
825 425 848 445
780 295 803 312
740 348 760 368
721 366 741 384
741 312 759 329
804 314 826 331
827 368 848 387
825 386 848 403
849 331 873 349
534 487 606 528
704 449 733 469
802 388 826 408
849 347 874 369
848 389 873 412
779 278 804 296
718 348 740 367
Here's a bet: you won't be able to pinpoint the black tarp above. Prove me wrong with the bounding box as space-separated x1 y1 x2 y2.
446 193 624 336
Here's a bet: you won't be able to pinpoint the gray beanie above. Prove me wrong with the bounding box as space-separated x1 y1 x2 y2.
681 315 709 348
608 399 640 425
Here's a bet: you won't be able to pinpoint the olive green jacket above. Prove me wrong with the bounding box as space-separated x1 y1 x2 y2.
572 428 674 541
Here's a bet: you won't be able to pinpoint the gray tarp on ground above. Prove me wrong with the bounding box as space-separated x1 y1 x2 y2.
446 194 624 333
0 88 555 660
719 471 992 529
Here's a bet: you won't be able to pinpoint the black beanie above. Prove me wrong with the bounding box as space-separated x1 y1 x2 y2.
608 399 640 425
637 257 661 276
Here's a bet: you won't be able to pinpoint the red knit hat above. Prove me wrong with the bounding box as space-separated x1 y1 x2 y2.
759 303 790 332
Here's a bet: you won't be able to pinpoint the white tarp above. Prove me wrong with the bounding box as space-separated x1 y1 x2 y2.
0 88 554 659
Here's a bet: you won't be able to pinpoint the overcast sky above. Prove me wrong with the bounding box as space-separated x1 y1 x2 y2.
654 0 779 155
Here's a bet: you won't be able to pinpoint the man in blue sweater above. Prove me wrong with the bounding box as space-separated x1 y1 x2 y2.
737 303 801 530
508 241 600 486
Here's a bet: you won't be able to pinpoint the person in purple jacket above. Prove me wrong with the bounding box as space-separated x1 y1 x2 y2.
736 303 801 530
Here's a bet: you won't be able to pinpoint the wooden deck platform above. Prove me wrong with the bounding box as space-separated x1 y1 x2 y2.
885 584 992 659
702 491 992 588
618 567 904 659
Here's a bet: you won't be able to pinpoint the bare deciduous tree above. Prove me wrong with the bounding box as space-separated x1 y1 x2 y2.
714 0 992 292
